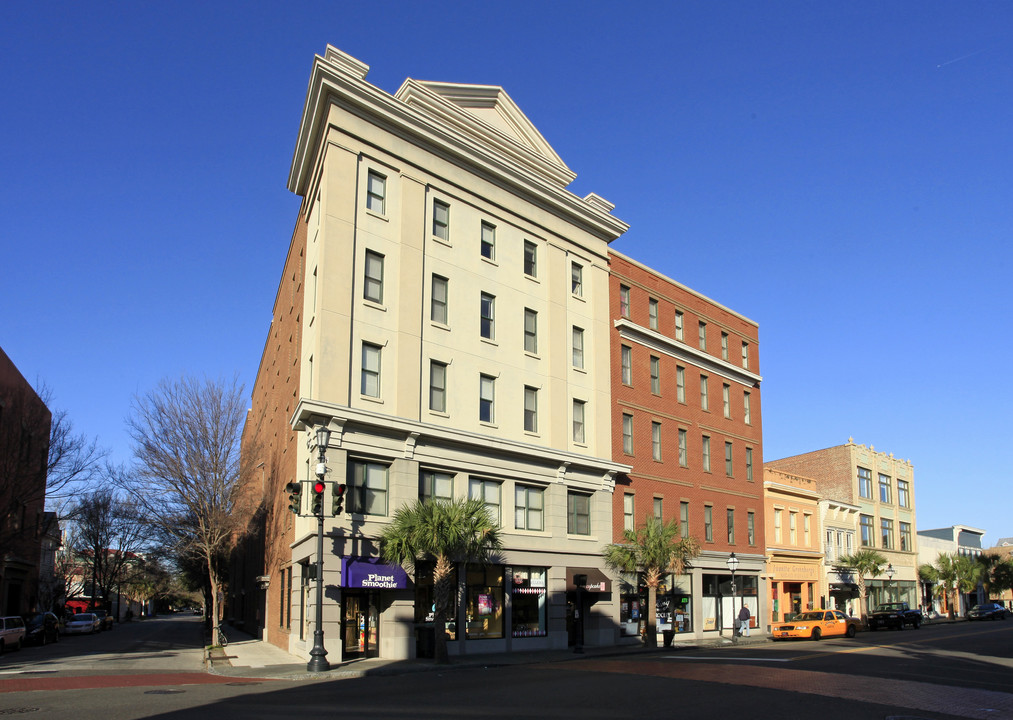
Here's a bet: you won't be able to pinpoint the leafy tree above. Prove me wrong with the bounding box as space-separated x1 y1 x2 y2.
837 548 887 621
603 517 700 648
380 497 502 664
954 554 982 613
123 375 256 632
934 553 959 618
918 563 939 613
977 553 1013 600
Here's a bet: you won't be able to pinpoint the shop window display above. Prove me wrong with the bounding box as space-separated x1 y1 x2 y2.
510 567 547 637
466 566 504 639
414 563 458 641
618 573 692 638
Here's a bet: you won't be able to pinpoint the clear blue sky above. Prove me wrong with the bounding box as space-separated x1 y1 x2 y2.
3 2 1010 542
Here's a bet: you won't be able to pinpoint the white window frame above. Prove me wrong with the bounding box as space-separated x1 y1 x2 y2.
361 342 381 398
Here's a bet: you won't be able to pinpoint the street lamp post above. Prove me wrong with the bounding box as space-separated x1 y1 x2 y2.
307 425 331 673
886 563 895 605
727 552 739 642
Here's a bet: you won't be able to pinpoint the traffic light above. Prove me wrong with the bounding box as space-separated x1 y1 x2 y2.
331 483 346 515
286 482 302 515
311 480 325 515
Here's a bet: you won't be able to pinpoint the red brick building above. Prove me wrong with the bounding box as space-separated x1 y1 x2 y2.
608 251 765 639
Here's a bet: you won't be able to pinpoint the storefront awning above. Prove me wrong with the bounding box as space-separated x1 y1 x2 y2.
566 567 611 593
341 557 411 589
830 583 859 594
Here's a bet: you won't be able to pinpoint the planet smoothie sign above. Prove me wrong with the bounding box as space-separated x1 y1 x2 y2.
342 557 410 589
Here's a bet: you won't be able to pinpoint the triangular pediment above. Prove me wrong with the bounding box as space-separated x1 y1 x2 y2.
395 79 576 188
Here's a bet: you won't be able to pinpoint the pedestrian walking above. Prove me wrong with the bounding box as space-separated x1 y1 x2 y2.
738 605 751 637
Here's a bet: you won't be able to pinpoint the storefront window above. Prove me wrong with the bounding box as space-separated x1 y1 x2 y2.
703 573 758 632
414 563 457 641
466 566 504 639
618 573 692 637
510 567 547 637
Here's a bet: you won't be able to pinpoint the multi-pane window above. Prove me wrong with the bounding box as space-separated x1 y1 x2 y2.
675 310 684 340
881 518 894 549
722 383 731 418
572 327 584 369
724 441 733 477
680 501 689 538
515 485 544 531
361 342 381 398
480 292 495 339
789 512 797 545
621 345 632 385
698 321 707 350
567 492 591 535
860 514 874 546
623 493 634 531
879 474 892 504
743 391 751 425
523 386 538 433
479 374 495 423
364 250 384 303
704 506 713 542
650 356 660 394
804 513 811 547
721 332 729 360
571 262 583 296
700 375 709 411
648 298 659 330
727 508 735 543
523 240 537 277
678 429 688 467
702 435 711 472
774 508 782 543
897 480 910 508
653 498 663 520
470 478 501 525
900 521 912 551
619 285 630 318
432 200 450 240
622 413 634 454
431 275 448 324
676 366 685 403
572 399 586 444
420 470 453 502
741 342 749 369
429 361 447 412
366 171 386 214
481 221 496 260
746 447 753 482
523 309 538 354
651 422 662 461
858 467 873 499
747 511 755 545
348 460 388 516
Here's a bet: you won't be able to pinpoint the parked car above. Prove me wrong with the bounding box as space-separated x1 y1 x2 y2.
93 609 114 630
968 603 1008 621
21 612 60 645
771 609 861 641
867 602 922 631
63 613 101 635
1 616 26 652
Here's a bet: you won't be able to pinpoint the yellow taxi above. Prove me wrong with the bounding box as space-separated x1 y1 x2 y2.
771 609 860 641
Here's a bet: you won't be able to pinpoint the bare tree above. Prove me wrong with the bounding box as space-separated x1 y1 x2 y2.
124 375 255 631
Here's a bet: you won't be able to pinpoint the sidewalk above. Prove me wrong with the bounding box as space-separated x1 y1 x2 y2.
205 627 770 682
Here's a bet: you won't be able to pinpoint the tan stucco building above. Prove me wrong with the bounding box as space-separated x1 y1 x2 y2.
763 468 822 626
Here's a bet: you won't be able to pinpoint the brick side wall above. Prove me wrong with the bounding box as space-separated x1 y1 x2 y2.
764 445 855 504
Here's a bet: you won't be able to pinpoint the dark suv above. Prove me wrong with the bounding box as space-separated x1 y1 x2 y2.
93 609 114 631
22 612 60 645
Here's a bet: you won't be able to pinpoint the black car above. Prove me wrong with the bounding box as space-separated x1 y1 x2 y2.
22 612 60 645
968 603 1008 621
93 609 114 630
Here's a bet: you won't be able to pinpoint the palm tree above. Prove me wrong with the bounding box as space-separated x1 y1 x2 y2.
603 517 700 648
380 497 501 664
918 563 939 615
934 552 958 618
838 548 887 621
954 554 983 614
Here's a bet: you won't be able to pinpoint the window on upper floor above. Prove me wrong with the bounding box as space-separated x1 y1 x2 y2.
774 508 782 543
523 240 537 277
698 321 707 351
746 447 753 482
480 221 496 260
881 518 894 549
722 383 731 418
652 422 662 461
721 332 729 360
619 285 630 318
743 391 751 425
724 441 733 477
572 399 586 444
747 511 755 545
479 374 495 423
366 171 386 214
571 262 583 297
680 501 689 538
480 292 495 340
789 511 797 545
523 309 538 354
741 341 749 369
702 435 711 472
623 493 634 532
420 470 453 502
860 514 874 546
432 199 450 241
900 521 912 551
858 467 873 499
648 298 658 330
431 275 448 325
700 374 709 411
676 366 685 403
678 428 688 467
653 497 663 520
650 356 660 394
727 508 735 544
704 505 714 542
675 310 684 341
897 479 910 508
515 485 544 531
470 477 501 526
879 474 892 504
572 327 584 369
348 459 388 516
622 413 633 455
429 361 447 412
567 491 591 536
523 386 538 433
364 250 384 304
621 345 632 385
361 342 381 398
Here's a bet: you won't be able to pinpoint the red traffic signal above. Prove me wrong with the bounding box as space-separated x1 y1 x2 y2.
311 480 325 514
313 480 326 495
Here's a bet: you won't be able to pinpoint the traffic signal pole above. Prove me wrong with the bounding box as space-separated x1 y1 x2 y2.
307 426 332 673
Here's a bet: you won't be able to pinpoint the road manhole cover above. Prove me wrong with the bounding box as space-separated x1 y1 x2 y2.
0 709 40 715
143 690 185 695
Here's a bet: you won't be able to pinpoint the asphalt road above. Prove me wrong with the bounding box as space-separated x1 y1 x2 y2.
1 617 1011 720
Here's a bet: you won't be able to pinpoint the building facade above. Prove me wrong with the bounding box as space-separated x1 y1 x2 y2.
608 252 764 640
763 468 822 627
765 439 918 610
0 346 51 616
236 46 631 663
917 525 986 616
819 496 861 613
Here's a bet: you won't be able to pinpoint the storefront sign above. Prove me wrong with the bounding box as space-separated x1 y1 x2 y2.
342 557 410 589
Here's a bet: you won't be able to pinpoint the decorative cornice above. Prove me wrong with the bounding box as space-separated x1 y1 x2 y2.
615 318 762 388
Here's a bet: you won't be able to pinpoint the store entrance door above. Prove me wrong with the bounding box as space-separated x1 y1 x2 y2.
342 591 379 658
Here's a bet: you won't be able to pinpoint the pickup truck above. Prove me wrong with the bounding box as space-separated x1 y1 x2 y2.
867 602 922 630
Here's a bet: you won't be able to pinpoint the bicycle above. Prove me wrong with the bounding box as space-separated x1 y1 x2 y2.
212 625 228 647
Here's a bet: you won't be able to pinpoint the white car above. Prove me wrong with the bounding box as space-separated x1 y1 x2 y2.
1 616 26 652
63 613 101 635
